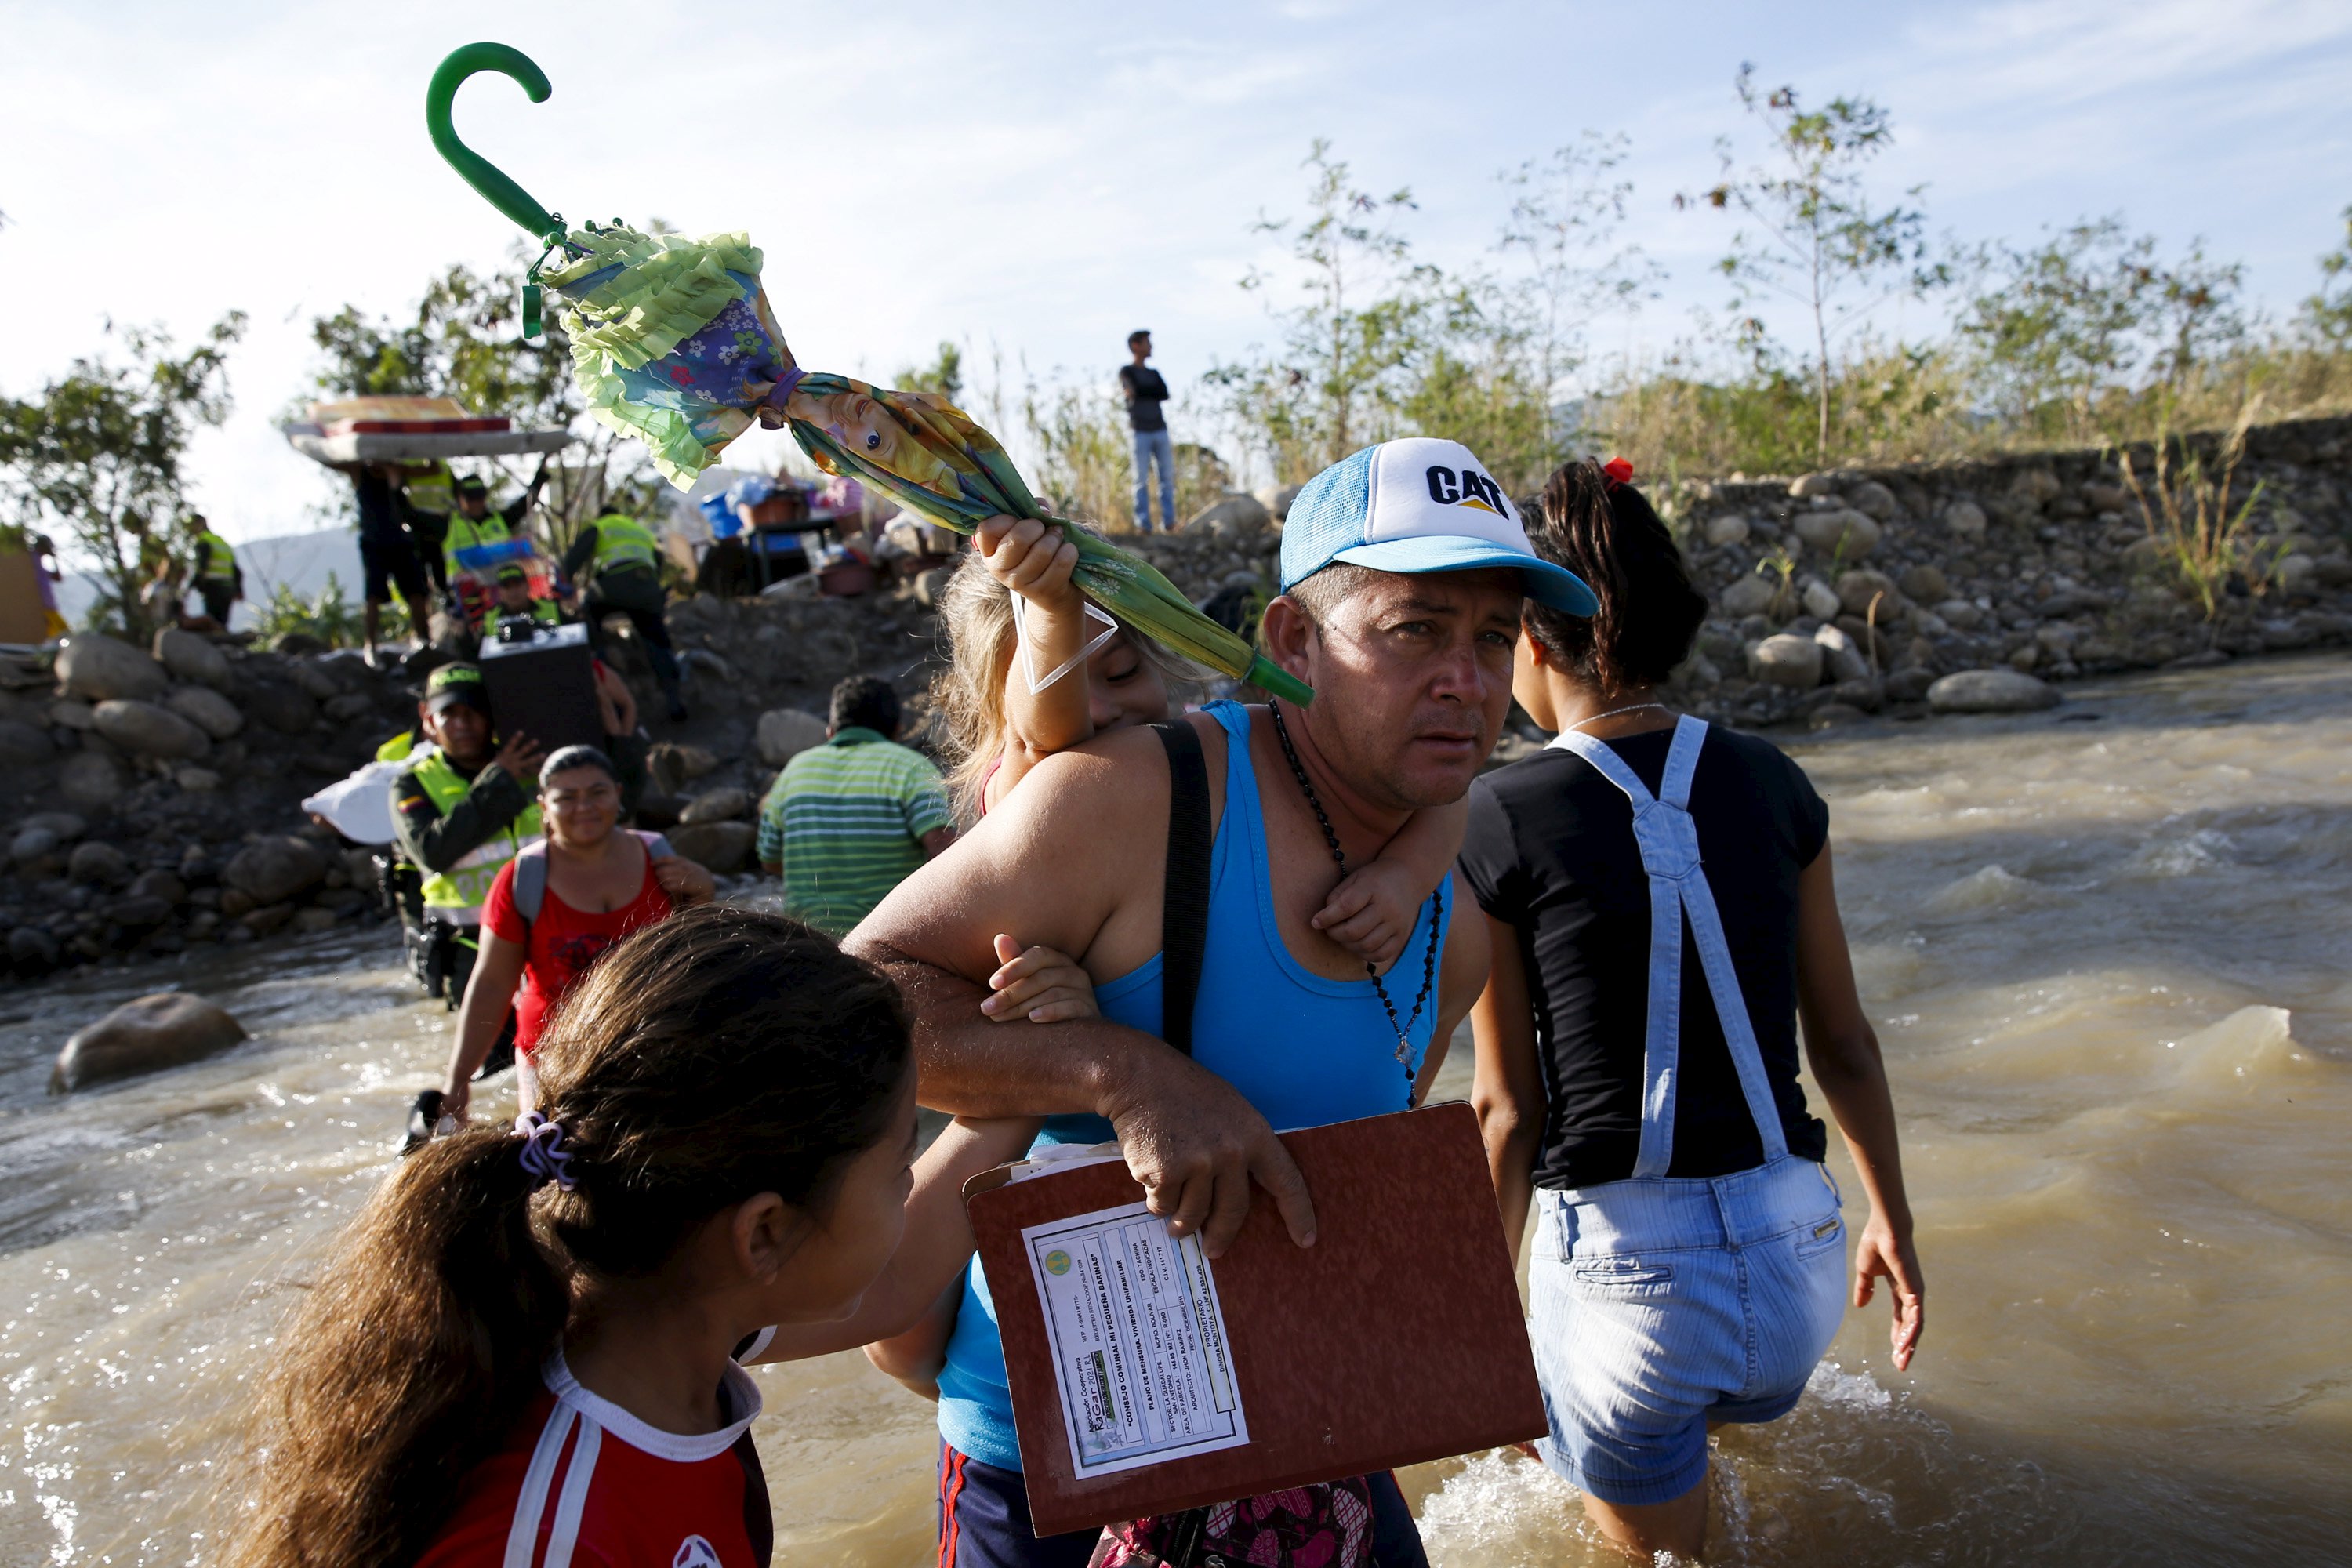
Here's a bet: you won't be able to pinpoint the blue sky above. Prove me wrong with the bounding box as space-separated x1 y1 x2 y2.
5 0 2350 548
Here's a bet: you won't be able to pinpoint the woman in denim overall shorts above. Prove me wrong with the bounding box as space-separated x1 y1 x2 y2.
1462 459 1925 1561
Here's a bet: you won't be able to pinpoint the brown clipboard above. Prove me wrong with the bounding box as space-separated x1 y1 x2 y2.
965 1102 1545 1538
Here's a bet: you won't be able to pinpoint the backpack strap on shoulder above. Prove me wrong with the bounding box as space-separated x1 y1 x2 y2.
636 829 674 858
1151 720 1212 1058
511 840 550 926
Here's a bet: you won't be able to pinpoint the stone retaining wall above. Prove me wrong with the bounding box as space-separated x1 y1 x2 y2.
1645 413 2352 727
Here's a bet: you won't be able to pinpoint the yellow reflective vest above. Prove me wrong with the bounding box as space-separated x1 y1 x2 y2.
590 514 660 575
196 531 238 584
405 750 543 920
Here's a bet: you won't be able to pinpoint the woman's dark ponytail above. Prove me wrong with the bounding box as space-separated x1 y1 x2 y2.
233 1126 569 1568
1523 458 1708 696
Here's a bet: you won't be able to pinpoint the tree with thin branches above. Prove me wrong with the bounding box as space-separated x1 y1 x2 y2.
1683 65 1944 466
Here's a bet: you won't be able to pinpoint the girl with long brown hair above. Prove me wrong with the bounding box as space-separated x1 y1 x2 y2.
233 906 1033 1568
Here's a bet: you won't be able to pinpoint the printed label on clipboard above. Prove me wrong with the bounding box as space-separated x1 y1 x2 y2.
1022 1200 1250 1478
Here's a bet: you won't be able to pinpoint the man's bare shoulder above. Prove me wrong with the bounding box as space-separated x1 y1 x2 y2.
1007 710 1231 824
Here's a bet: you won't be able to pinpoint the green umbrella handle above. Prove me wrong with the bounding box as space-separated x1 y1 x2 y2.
425 42 564 243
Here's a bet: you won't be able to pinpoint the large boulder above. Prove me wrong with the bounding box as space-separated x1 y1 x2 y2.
25 811 87 840
1719 575 1778 619
0 718 54 768
679 786 752 824
1798 577 1842 622
67 840 132 886
1847 479 1900 521
1703 514 1751 546
10 826 63 866
1897 564 1950 602
1835 569 1903 620
1927 669 2061 713
1792 507 1882 558
240 678 320 735
757 707 829 768
1788 472 1843 499
151 628 234 691
1748 634 1825 689
56 633 168 702
1944 500 1988 539
92 698 209 760
1253 482 1306 521
223 836 329 905
668 820 756 874
1188 493 1272 535
1813 624 1872 684
57 750 128 815
49 992 248 1093
164 684 245 739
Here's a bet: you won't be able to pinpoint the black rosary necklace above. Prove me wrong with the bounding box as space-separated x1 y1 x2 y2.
1267 700 1441 1098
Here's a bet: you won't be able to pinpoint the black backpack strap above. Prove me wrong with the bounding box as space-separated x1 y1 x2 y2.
1151 720 1212 1058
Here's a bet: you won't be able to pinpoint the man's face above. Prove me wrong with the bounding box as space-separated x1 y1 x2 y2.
1131 335 1152 360
1286 568 1522 811
496 579 532 611
457 492 489 519
419 699 491 764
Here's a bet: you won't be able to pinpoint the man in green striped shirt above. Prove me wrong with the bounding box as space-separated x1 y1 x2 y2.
759 675 956 935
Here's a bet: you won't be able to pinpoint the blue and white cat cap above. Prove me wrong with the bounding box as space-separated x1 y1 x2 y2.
1279 437 1597 615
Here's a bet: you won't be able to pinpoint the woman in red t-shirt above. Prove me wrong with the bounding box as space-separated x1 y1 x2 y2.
441 745 715 1119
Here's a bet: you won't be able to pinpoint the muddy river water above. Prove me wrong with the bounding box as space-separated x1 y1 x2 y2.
2 654 2347 1566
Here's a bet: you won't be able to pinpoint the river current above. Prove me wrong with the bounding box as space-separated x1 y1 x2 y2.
2 654 2347 1565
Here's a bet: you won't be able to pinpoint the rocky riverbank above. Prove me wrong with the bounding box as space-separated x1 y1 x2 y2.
5 416 2348 985
1647 412 2352 729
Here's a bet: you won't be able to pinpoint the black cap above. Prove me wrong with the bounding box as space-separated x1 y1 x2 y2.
454 475 489 497
423 662 492 716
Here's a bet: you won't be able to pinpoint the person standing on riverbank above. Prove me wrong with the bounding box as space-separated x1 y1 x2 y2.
847 437 1579 1566
1120 330 1176 532
1464 457 1924 1563
186 515 241 627
352 463 433 666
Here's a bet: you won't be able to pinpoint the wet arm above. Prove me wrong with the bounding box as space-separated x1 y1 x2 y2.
1469 913 1543 1263
1795 841 1925 1367
441 931 527 1113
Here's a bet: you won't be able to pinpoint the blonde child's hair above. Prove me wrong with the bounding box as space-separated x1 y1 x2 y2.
929 529 1202 824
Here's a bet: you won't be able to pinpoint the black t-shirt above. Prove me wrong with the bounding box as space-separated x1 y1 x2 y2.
1119 365 1170 432
1459 725 1831 1189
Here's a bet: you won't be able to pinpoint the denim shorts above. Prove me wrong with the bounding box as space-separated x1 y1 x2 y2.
1527 1156 1847 1506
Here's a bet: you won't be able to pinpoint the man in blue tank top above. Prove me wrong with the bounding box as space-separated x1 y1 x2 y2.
848 437 1598 1567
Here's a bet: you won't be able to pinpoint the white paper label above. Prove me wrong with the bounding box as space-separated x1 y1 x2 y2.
1022 1200 1250 1477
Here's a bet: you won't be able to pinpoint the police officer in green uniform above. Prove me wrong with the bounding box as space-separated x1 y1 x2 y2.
562 511 687 720
390 665 546 1027
188 515 242 626
485 564 562 642
445 462 550 575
